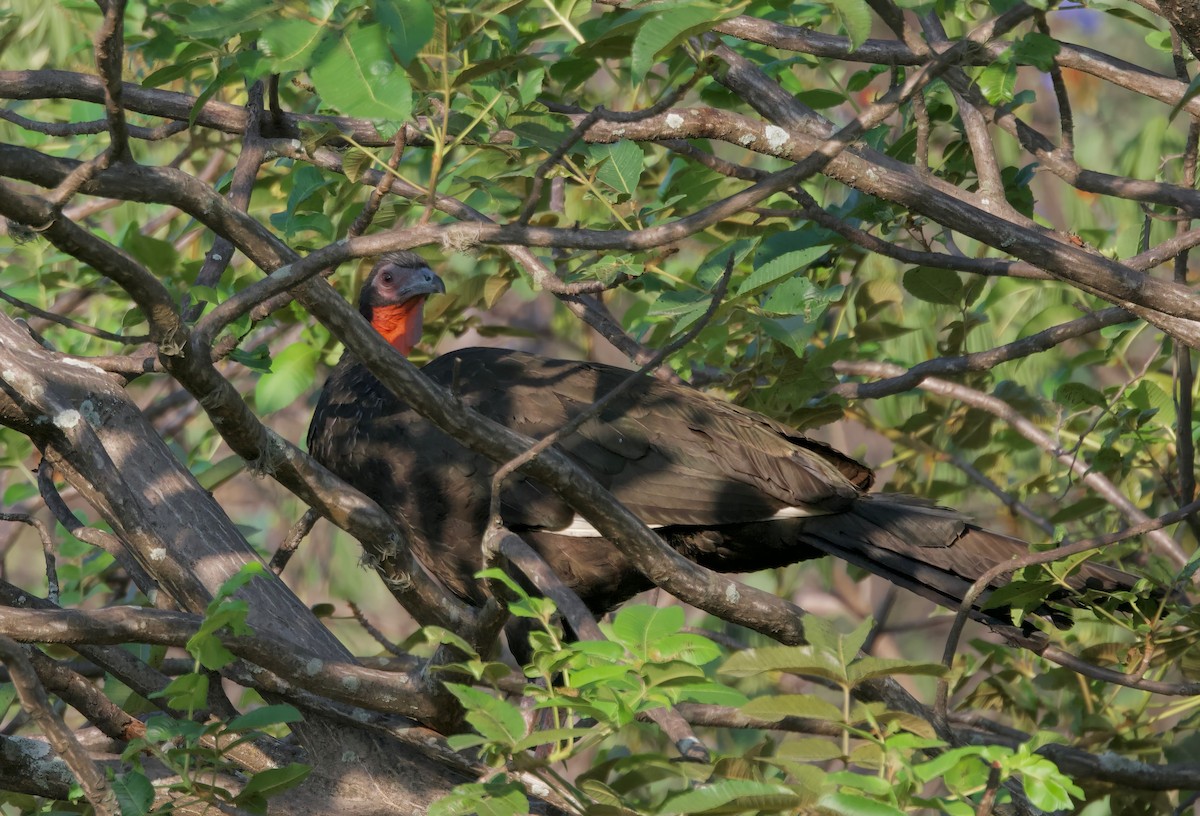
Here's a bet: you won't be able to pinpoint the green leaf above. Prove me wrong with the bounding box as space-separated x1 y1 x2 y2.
514 727 597 751
429 779 529 816
902 266 963 305
444 684 526 747
260 19 328 72
112 771 154 816
818 791 906 815
195 456 245 491
741 693 843 722
142 58 209 89
256 343 320 415
1048 496 1109 524
592 141 645 199
979 579 1056 611
1010 31 1059 70
376 0 435 64
188 635 237 671
343 148 379 184
1054 382 1106 409
151 673 209 710
186 0 276 38
720 646 846 683
776 736 845 761
212 562 266 605
847 657 945 686
630 4 724 83
740 239 833 296
978 62 1016 105
796 88 848 109
827 0 872 50
650 632 722 665
120 231 179 273
226 704 304 733
658 779 803 815
311 23 412 128
607 604 684 657
235 763 312 804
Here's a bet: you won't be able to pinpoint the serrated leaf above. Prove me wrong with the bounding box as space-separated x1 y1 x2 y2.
720 646 846 683
255 343 319 415
151 673 209 710
311 23 412 127
188 632 237 671
376 0 435 64
741 693 843 722
196 456 245 491
235 763 312 803
740 241 833 296
444 684 526 747
979 579 1056 611
650 632 722 664
776 736 845 760
341 147 375 183
902 266 962 305
847 657 945 685
1010 31 1059 70
112 771 154 816
1048 496 1108 524
608 605 684 657
260 19 328 73
186 0 276 38
978 61 1016 105
593 141 644 198
226 704 303 733
796 88 848 109
630 4 725 83
828 0 872 50
514 727 596 751
817 791 907 815
1054 382 1105 409
658 779 802 815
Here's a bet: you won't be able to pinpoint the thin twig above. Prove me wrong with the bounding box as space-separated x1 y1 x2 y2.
0 287 150 344
38 460 157 597
269 508 318 575
348 601 406 658
834 360 1191 567
0 635 120 816
935 496 1200 725
0 512 58 604
517 67 705 224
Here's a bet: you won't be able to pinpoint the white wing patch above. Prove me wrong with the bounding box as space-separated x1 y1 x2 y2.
549 504 831 537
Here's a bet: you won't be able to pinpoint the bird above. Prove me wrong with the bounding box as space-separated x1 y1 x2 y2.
307 251 1135 627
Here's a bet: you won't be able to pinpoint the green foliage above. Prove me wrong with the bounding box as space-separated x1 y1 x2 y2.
435 606 1087 814
120 704 309 815
2 0 1197 813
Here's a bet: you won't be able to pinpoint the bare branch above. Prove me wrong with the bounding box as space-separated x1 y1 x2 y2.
0 635 119 816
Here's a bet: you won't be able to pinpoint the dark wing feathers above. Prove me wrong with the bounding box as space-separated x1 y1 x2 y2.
423 348 864 527
310 345 1138 616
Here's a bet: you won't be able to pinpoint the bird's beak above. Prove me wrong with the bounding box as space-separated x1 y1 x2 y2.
393 265 447 303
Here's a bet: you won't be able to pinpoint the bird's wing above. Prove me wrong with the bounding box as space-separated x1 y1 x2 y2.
423 348 872 531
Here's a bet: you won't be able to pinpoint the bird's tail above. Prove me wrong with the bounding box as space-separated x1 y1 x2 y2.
790 494 1138 625
673 494 1139 627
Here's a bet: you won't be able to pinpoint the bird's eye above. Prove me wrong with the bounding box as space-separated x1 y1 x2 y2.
381 271 394 284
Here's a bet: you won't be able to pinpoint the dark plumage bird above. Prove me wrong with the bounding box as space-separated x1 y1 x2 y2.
308 252 1133 624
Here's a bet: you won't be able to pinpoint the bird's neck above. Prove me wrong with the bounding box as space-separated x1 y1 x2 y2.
370 299 426 356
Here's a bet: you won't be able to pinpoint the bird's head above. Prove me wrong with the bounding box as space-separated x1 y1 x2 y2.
358 251 446 356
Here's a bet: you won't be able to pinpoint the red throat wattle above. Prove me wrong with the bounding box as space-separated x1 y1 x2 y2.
370 298 427 356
